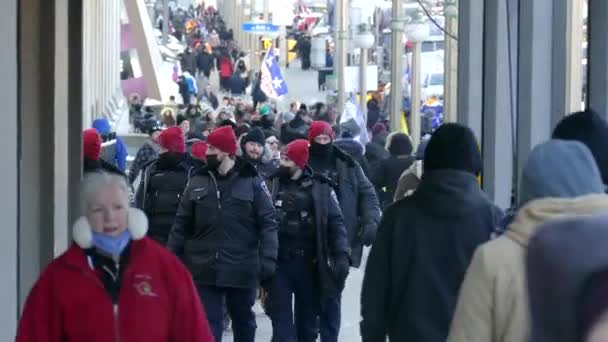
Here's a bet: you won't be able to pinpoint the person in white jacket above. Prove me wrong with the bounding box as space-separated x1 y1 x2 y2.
448 139 608 342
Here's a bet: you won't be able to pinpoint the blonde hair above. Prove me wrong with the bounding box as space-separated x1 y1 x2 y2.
80 172 129 216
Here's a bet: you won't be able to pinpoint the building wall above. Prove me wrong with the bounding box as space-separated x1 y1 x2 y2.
82 0 122 129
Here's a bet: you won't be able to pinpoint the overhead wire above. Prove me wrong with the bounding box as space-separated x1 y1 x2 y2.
414 0 458 41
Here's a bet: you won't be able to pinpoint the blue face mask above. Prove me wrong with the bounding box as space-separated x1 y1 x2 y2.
91 230 131 257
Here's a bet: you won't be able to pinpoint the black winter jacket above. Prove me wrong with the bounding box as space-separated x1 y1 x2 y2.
371 155 415 208
269 169 350 297
167 159 279 288
309 146 381 267
135 152 193 245
360 170 503 342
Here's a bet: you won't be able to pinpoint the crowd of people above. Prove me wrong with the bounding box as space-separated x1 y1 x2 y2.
14 3 608 342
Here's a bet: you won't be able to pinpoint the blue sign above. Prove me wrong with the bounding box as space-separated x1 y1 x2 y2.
242 22 279 33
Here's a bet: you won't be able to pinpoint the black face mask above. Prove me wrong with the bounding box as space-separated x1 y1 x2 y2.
309 142 332 156
277 166 293 180
206 155 221 170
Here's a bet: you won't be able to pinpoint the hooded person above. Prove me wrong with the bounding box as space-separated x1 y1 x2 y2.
83 128 126 178
135 126 194 245
334 118 370 177
92 118 128 172
239 127 279 179
361 123 503 342
371 132 415 208
448 139 608 342
280 109 311 145
526 214 608 342
393 134 431 201
365 123 390 173
552 109 608 187
307 120 381 342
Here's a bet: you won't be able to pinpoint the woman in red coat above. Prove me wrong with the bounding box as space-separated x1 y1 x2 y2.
16 172 213 342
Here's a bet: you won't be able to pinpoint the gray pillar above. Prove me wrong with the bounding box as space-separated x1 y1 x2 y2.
587 0 608 117
0 0 19 335
457 0 483 140
516 0 554 181
481 0 516 209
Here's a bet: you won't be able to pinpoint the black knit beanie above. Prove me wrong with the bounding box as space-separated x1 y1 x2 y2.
423 123 482 175
553 110 608 184
242 127 266 146
388 133 413 156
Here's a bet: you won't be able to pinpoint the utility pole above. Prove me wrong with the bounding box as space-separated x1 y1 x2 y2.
162 0 169 44
443 0 458 123
390 0 403 132
336 0 348 121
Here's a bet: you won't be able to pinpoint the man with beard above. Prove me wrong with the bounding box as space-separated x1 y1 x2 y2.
135 127 193 245
168 125 278 342
307 120 381 342
265 139 350 342
240 128 279 179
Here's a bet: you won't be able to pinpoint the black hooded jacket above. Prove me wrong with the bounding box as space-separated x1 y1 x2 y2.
361 170 502 342
167 159 279 288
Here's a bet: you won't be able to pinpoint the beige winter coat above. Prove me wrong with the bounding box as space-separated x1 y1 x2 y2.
448 194 608 342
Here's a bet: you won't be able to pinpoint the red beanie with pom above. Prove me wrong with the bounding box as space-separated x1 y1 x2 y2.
286 139 309 170
191 141 208 160
308 121 335 142
159 126 186 154
83 128 102 160
207 125 237 155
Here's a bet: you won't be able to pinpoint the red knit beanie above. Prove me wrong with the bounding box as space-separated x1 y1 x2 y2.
191 141 207 160
207 125 237 155
83 128 101 160
159 126 186 154
308 121 335 142
286 139 309 169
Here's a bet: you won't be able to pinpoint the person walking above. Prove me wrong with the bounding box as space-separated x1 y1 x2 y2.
307 120 381 342
135 127 193 245
527 214 608 342
361 123 502 342
371 132 415 208
16 172 213 342
448 139 608 342
265 139 350 342
128 124 162 185
167 125 278 342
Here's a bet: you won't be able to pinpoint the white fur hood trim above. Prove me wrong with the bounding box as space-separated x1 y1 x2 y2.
72 208 149 249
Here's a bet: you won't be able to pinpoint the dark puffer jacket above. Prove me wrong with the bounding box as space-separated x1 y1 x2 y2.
167 159 278 289
135 152 193 245
361 170 502 342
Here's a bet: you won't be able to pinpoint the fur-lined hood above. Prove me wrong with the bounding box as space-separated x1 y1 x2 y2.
72 208 148 249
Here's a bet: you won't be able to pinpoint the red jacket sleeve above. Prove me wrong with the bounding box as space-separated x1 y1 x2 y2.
16 267 63 342
170 262 213 342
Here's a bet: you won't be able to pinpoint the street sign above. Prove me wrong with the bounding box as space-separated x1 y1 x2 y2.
242 22 279 33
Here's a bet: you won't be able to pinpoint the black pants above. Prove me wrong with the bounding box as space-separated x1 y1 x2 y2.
197 285 257 342
267 255 320 342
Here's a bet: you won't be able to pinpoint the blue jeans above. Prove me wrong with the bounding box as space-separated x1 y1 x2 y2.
266 255 321 342
197 285 257 342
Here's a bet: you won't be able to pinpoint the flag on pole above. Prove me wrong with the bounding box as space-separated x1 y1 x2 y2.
260 47 288 98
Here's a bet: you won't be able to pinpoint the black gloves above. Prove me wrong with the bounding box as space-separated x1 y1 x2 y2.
359 224 377 247
259 258 276 287
333 253 350 285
